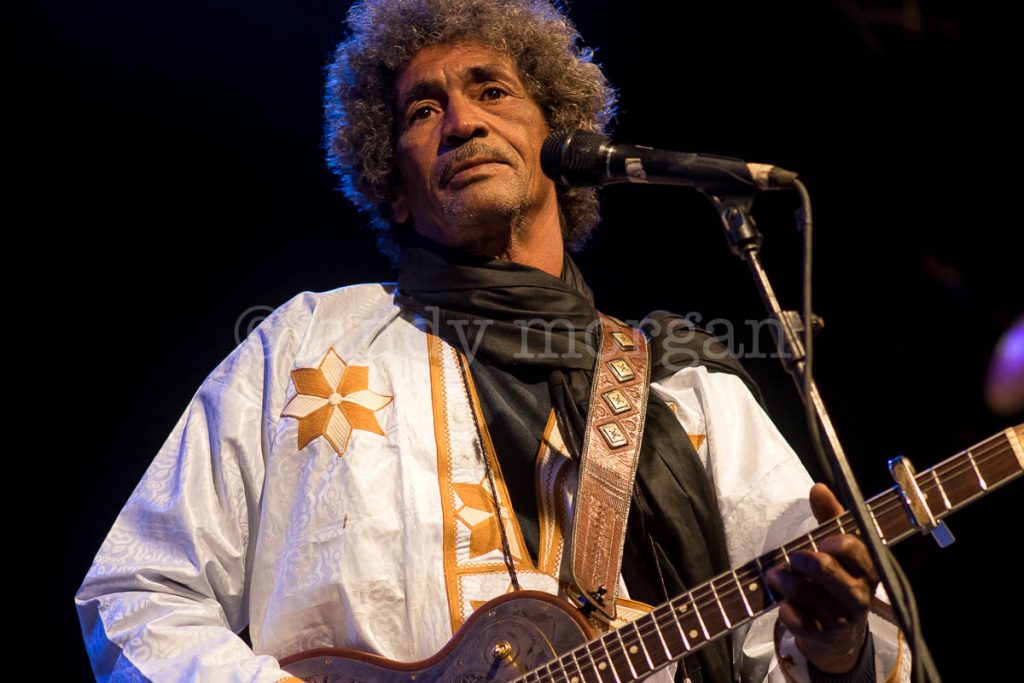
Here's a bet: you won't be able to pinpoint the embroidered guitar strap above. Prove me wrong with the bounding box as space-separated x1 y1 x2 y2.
569 313 651 621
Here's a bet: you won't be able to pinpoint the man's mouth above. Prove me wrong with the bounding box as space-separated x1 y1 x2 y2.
441 157 508 188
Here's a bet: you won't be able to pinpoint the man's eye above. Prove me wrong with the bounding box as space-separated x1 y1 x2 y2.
482 86 507 100
410 106 435 122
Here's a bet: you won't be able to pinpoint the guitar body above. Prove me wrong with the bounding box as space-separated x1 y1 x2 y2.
280 590 598 682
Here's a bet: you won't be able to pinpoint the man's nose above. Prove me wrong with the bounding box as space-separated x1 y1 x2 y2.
441 95 487 147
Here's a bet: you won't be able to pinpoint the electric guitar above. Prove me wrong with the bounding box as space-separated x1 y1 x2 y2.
281 425 1023 682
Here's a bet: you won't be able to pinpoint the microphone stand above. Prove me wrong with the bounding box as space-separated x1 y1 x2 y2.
708 191 940 682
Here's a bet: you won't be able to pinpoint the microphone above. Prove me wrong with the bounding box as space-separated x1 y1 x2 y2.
541 129 798 193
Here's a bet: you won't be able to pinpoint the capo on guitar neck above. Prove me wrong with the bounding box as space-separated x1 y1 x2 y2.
888 456 956 548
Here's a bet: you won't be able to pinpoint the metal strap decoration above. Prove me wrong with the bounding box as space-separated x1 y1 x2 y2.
570 313 651 620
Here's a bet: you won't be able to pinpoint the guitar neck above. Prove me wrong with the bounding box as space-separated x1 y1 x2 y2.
520 425 1024 683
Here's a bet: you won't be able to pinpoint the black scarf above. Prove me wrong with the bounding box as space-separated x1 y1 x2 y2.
397 238 742 683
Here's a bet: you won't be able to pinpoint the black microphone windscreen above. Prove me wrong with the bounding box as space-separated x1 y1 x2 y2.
541 130 611 186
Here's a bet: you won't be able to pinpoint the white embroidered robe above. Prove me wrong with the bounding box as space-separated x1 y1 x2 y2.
76 283 908 682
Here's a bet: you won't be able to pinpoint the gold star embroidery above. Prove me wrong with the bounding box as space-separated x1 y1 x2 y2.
280 348 393 457
689 434 706 451
453 478 522 561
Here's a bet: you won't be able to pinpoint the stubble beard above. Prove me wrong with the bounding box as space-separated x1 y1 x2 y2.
438 179 532 256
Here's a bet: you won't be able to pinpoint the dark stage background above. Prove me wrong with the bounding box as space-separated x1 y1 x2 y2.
27 0 1020 679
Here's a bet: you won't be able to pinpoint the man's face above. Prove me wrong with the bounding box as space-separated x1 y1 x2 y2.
390 42 558 254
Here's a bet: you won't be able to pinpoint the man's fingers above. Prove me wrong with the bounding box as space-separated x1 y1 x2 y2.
815 535 880 586
778 602 821 639
767 561 865 623
775 484 878 673
809 483 844 523
787 550 875 617
775 586 859 640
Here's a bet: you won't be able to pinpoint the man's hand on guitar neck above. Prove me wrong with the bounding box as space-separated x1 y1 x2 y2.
766 483 880 675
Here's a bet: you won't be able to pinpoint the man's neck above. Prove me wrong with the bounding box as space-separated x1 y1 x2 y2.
493 212 564 277
409 189 566 276
476 192 565 276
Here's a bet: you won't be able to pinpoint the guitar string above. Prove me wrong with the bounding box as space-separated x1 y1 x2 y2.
530 496 903 683
517 436 1018 683
521 464 1019 683
926 437 1020 490
514 436 1018 683
522 520 861 682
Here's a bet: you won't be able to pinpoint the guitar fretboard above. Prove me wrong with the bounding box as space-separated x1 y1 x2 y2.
516 426 1023 683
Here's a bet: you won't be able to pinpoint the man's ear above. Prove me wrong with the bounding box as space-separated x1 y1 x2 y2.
390 188 410 225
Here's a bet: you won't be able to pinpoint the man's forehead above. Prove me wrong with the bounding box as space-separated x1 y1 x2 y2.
395 43 521 99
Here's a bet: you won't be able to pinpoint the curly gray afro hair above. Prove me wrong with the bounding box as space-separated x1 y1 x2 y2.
323 0 617 262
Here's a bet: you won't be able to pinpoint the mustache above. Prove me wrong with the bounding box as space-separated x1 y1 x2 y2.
439 143 515 187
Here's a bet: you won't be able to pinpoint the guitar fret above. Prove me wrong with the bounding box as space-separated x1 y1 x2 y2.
967 449 988 490
585 645 605 683
667 599 692 651
975 438 1022 499
933 445 1011 515
738 561 767 614
689 591 710 641
708 580 731 628
568 648 587 683
630 619 655 672
875 499 907 545
753 555 779 604
930 469 951 510
807 532 818 552
732 568 754 617
546 657 567 683
867 505 884 542
868 491 916 546
597 635 622 683
613 628 639 680
649 609 673 660
719 573 756 630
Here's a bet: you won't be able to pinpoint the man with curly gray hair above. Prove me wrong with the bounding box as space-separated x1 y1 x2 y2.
77 2 906 682
323 0 614 264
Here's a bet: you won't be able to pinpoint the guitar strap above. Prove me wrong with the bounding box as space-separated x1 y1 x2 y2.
569 313 651 621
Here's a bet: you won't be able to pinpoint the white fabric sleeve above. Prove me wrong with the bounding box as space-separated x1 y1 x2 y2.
75 313 300 682
651 366 910 682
